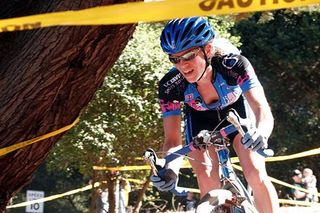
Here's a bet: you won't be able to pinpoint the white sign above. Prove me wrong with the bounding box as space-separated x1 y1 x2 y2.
25 190 44 213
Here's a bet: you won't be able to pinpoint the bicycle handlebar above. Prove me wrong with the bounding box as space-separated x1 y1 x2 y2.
226 109 274 158
143 148 189 196
143 109 274 196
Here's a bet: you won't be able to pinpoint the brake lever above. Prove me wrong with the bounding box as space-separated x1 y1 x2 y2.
226 109 246 135
143 149 188 197
226 109 274 157
143 148 166 176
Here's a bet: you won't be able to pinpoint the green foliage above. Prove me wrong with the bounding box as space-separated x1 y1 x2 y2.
232 9 320 195
47 16 241 177
47 23 170 178
10 165 89 213
25 12 320 209
37 17 241 211
233 9 319 150
208 15 242 46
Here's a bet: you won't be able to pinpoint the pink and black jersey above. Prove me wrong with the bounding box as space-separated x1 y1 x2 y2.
158 54 262 144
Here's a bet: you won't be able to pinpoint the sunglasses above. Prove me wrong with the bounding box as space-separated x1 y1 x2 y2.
169 48 201 64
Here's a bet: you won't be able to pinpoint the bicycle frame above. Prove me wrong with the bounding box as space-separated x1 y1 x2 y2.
217 146 234 180
144 110 273 212
145 125 240 186
214 142 255 207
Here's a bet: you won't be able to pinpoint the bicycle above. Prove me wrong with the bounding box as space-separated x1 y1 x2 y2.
143 109 274 213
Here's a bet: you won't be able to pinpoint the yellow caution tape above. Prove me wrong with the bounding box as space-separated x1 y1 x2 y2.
265 147 320 162
93 157 235 170
7 177 319 208
140 172 320 206
93 148 320 202
270 176 320 198
232 163 320 198
0 0 318 32
7 182 99 209
127 178 146 185
0 117 79 157
93 147 320 171
231 147 320 163
278 199 320 207
93 165 151 171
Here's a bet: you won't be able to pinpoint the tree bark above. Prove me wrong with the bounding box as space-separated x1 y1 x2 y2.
132 173 151 213
106 172 116 213
0 0 139 211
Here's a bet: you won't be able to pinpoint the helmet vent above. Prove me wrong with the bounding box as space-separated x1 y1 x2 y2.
182 40 192 49
160 17 215 54
203 30 209 38
195 39 203 44
166 32 171 45
196 23 206 36
182 21 193 39
174 29 180 44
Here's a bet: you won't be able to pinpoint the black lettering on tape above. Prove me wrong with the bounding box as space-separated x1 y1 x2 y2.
199 0 255 11
217 0 235 9
199 0 217 11
23 22 41 30
1 25 20 32
1 22 41 32
237 0 253 7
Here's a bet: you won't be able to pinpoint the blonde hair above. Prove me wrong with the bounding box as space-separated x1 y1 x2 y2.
212 37 241 55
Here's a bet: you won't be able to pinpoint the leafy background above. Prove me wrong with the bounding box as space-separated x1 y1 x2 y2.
9 7 320 212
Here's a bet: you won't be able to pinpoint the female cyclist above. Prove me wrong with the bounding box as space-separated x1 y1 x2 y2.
151 17 279 213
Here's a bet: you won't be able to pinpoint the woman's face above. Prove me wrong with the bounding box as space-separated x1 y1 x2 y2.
169 46 208 83
292 175 301 183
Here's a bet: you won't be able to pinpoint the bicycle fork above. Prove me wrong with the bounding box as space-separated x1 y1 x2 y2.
217 147 257 212
217 147 235 181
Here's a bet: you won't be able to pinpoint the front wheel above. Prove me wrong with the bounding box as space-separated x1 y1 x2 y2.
196 189 232 213
240 200 259 213
196 189 257 213
222 181 258 213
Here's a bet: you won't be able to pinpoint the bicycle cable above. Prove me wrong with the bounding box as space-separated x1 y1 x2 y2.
205 117 227 164
155 117 228 168
210 117 227 135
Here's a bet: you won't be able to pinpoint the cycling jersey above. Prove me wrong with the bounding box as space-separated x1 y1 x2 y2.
158 54 262 144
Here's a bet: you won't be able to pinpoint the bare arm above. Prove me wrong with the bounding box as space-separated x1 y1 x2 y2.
162 115 183 173
294 189 306 199
244 86 274 138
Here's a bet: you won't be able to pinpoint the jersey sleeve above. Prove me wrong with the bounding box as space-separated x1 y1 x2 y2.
158 69 185 117
222 54 262 93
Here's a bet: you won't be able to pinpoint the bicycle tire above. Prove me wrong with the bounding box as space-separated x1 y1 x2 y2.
223 179 258 213
196 189 233 213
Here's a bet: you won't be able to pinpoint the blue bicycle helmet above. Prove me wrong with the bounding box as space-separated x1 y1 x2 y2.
160 17 215 54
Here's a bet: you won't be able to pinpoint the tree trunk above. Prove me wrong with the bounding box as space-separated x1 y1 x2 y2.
0 0 139 211
132 173 151 213
106 172 116 213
